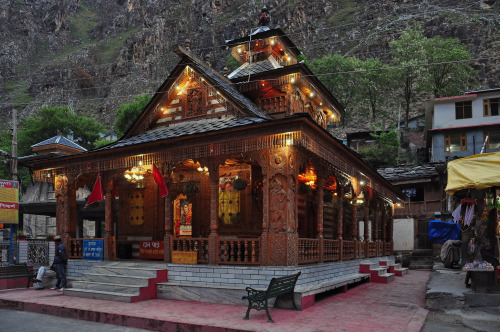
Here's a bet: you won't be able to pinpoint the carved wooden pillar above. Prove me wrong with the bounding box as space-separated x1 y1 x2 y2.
104 177 115 260
352 202 357 257
55 175 75 248
387 206 394 243
267 147 298 266
364 198 370 242
260 163 269 266
208 163 219 265
164 194 172 263
363 197 370 258
316 177 324 262
381 204 387 242
336 186 344 240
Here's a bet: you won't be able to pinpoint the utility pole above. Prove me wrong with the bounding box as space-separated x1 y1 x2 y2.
11 108 18 182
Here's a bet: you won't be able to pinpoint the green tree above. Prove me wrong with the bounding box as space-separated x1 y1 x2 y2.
15 106 105 156
359 124 400 168
357 58 391 119
310 54 361 115
0 106 104 189
389 27 428 130
93 136 116 149
423 36 476 98
225 54 241 72
114 95 152 136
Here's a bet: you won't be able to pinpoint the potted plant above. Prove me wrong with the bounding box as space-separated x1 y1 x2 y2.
46 234 55 241
17 230 26 240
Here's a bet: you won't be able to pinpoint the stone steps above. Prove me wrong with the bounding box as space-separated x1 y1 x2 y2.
359 262 395 283
63 262 167 302
409 249 434 270
379 260 409 276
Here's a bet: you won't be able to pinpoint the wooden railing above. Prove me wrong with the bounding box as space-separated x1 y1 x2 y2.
342 240 355 260
377 242 384 256
323 239 340 262
384 242 393 256
217 238 260 265
172 237 209 263
298 238 319 264
357 241 366 259
368 241 377 257
68 238 104 259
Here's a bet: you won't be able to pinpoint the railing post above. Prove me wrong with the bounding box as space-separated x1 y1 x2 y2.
316 177 324 263
164 194 172 263
352 204 357 258
208 164 219 265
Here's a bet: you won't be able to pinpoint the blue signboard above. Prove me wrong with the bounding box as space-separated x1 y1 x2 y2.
82 240 103 260
9 224 17 264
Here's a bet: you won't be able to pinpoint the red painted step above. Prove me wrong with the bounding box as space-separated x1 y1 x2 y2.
379 260 409 277
359 262 395 283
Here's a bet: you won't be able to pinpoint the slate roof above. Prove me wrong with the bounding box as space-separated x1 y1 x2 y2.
31 135 87 151
228 57 282 79
96 117 269 152
377 164 439 182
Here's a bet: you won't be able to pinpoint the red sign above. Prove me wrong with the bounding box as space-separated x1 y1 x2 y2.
0 179 19 224
139 241 164 259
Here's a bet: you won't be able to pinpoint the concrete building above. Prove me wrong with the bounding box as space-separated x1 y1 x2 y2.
426 88 500 162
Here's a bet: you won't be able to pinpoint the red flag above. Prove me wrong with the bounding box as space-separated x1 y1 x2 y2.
153 164 169 197
85 174 104 207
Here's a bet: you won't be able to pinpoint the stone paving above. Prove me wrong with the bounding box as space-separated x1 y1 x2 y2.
0 270 431 331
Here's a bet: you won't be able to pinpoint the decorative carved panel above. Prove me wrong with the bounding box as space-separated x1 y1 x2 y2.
185 88 206 118
269 175 288 233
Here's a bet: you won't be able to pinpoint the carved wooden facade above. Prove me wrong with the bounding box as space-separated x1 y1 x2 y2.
25 28 404 266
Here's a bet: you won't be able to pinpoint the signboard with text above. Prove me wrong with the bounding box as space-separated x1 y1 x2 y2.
82 240 104 260
171 251 197 264
139 241 164 259
0 180 19 224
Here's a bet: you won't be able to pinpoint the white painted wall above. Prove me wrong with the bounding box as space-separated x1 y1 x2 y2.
393 218 414 251
433 91 500 129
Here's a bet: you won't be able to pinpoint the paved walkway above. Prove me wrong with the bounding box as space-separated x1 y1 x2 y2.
0 270 431 331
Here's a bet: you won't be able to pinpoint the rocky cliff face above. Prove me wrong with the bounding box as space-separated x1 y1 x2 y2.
0 0 498 132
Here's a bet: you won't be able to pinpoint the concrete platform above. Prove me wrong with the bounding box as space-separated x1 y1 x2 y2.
0 270 431 331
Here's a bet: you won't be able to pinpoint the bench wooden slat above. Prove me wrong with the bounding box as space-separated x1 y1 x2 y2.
242 272 301 323
0 263 35 288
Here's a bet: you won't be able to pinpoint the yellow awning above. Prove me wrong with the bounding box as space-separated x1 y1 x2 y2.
445 152 500 195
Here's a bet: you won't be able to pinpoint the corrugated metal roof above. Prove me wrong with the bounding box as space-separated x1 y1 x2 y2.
31 136 87 151
96 116 269 151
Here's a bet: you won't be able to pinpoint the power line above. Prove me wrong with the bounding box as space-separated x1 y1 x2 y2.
0 54 496 108
0 0 491 80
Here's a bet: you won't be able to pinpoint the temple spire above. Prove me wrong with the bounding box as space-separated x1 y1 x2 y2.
258 6 270 27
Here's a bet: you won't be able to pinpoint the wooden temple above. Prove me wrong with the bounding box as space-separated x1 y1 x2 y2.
23 27 405 267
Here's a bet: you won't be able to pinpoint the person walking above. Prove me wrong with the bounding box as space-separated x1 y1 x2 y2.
50 235 68 291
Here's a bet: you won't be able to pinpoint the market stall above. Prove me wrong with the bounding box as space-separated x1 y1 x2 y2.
445 152 500 292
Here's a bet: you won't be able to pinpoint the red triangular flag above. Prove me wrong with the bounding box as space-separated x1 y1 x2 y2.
153 164 169 198
85 174 104 207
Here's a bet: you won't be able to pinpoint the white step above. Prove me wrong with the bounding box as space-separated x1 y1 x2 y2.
71 280 141 294
64 288 134 302
82 273 150 286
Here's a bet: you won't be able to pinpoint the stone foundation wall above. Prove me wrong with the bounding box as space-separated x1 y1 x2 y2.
164 256 394 289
